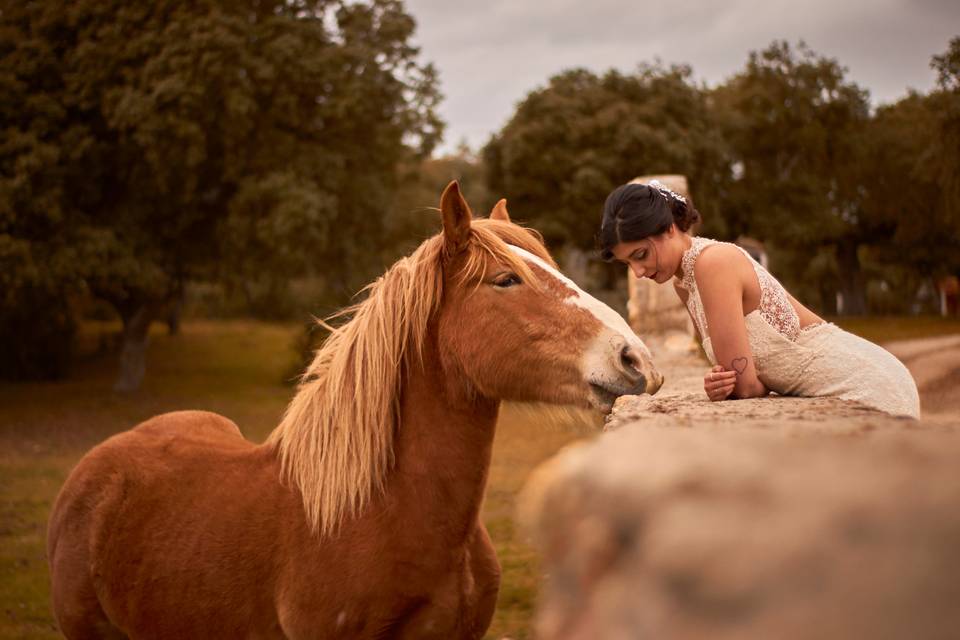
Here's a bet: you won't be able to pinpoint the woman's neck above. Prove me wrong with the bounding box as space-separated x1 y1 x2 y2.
673 233 694 279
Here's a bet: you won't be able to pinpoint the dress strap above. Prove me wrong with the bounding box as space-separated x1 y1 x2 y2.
677 237 715 293
675 237 716 340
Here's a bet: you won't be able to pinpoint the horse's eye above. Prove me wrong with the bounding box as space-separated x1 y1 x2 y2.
493 273 522 288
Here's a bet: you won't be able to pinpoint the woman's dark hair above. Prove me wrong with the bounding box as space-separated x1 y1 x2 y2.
597 183 700 261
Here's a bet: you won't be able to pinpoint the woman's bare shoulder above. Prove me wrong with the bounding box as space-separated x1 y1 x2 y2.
693 243 753 287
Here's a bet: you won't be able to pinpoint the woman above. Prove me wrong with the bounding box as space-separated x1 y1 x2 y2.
598 181 920 419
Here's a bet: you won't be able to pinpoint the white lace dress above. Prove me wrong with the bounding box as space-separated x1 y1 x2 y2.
676 237 920 418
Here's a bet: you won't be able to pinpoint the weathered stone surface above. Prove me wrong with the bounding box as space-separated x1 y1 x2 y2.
627 273 694 338
520 347 960 640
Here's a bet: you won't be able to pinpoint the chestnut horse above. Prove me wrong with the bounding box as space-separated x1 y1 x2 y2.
47 182 662 639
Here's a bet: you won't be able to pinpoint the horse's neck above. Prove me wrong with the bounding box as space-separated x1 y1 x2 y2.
390 343 499 540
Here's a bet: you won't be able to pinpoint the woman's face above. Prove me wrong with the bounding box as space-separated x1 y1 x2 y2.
609 226 683 284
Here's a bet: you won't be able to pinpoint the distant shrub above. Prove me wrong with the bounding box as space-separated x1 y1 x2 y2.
0 286 77 380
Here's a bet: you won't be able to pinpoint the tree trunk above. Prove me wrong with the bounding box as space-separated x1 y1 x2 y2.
165 292 184 336
114 304 157 393
818 280 838 316
835 242 867 316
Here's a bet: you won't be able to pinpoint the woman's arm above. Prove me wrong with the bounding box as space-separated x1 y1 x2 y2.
676 277 740 401
694 245 768 399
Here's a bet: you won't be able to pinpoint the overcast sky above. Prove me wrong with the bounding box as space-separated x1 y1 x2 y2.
404 0 960 155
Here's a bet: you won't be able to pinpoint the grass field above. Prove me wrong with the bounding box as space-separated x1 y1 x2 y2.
0 320 596 639
2 315 956 638
830 315 960 344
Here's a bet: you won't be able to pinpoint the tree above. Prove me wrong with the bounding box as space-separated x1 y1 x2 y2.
859 95 945 280
484 64 733 252
0 0 441 389
712 41 876 315
929 37 960 232
857 37 960 306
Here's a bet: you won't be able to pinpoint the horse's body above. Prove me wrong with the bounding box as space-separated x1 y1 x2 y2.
48 183 661 639
50 385 498 638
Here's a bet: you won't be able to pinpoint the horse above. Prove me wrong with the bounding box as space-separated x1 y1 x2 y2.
47 181 663 639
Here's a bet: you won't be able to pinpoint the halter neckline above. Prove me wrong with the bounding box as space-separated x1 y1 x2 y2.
676 236 712 293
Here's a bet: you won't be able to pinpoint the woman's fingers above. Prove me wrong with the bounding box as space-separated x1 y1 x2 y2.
704 367 737 401
707 381 734 395
708 383 735 401
704 370 737 385
708 369 737 380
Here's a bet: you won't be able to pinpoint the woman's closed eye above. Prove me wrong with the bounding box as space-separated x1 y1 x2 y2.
631 250 647 261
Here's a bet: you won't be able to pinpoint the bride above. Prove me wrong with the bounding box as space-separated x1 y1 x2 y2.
598 181 920 419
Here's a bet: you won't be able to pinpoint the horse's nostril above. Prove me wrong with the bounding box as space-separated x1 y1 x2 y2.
620 345 638 371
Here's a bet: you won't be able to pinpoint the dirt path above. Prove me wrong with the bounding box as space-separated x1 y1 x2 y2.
885 334 960 415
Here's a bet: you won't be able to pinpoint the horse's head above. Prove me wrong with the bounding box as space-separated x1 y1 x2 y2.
436 181 662 413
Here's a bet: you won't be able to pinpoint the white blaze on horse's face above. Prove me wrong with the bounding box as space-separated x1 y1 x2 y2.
507 245 663 411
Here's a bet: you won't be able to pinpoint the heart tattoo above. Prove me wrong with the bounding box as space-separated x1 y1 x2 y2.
731 357 748 375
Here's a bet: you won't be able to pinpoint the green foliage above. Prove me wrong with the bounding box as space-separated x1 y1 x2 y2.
711 39 960 312
484 64 732 249
0 0 441 380
851 37 960 288
929 37 960 230
932 36 960 92
713 42 874 245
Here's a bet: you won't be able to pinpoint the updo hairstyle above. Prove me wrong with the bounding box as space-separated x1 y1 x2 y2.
597 182 700 261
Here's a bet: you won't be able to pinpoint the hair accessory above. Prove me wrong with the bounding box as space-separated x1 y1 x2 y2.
648 179 687 204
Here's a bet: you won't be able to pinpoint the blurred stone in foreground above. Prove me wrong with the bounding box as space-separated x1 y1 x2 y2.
520 396 960 640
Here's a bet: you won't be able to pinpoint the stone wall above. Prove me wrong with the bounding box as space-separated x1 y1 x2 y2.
519 351 960 640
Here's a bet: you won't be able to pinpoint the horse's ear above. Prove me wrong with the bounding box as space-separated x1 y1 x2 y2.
490 198 511 222
440 180 472 255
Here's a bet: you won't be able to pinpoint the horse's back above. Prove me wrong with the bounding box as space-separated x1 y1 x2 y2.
49 410 251 548
130 409 243 439
47 410 279 638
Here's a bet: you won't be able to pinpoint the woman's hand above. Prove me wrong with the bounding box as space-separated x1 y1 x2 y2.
704 365 737 402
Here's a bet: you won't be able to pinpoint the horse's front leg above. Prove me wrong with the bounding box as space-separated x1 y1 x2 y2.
464 522 501 638
390 523 500 640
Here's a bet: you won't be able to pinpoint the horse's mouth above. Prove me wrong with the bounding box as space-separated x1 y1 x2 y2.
588 383 621 414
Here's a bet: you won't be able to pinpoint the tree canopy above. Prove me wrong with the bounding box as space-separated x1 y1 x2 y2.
0 0 441 386
484 64 731 250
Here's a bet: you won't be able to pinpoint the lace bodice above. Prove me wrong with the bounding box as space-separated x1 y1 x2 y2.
676 236 804 342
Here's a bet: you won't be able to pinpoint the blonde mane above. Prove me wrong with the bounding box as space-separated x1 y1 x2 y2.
267 219 555 536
